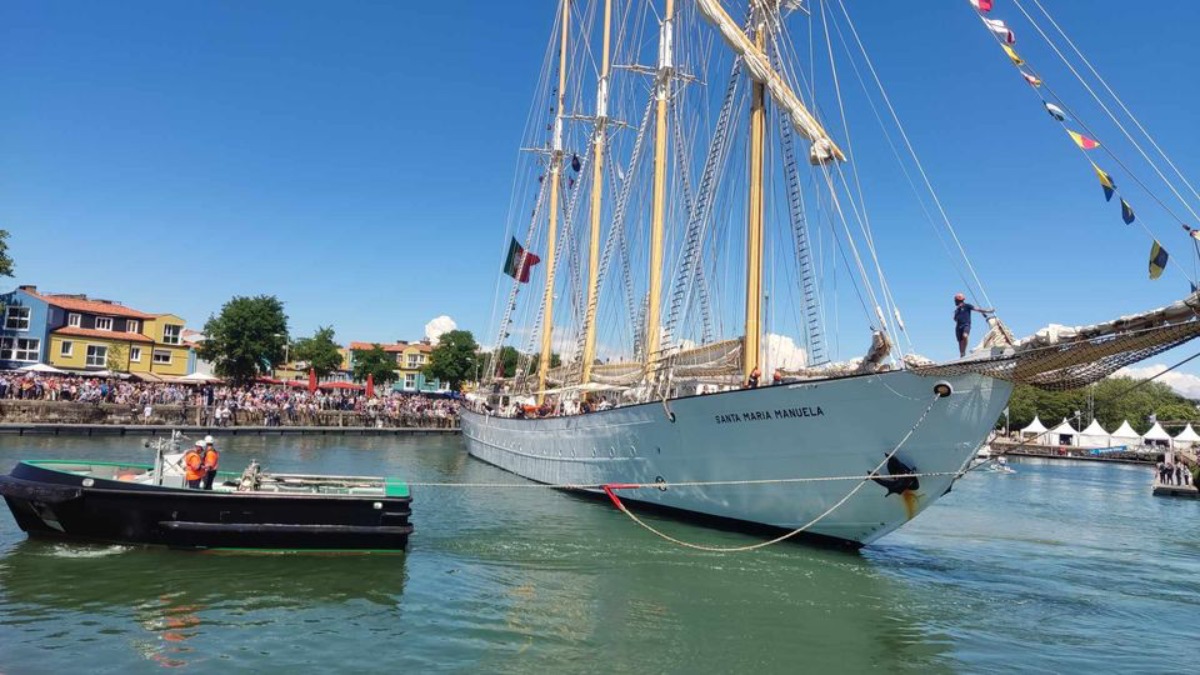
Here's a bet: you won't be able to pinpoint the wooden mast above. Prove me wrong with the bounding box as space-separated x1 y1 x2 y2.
645 0 676 378
744 6 766 384
580 0 613 385
537 0 571 403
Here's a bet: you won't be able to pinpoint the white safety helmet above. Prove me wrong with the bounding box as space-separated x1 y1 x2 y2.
204 435 214 444
194 440 205 448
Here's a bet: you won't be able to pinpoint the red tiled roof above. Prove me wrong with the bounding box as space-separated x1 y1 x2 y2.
28 291 155 319
52 326 155 343
349 341 410 353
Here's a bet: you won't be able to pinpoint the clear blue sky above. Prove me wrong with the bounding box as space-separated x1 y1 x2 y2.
4 1 1200 387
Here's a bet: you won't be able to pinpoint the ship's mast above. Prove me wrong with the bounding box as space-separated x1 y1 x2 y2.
537 0 571 403
645 0 676 378
580 0 613 385
744 4 766 383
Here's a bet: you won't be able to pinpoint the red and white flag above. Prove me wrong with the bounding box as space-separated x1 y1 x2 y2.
983 18 1015 44
970 0 994 12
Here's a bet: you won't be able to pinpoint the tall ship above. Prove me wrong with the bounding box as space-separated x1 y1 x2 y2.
462 0 1200 546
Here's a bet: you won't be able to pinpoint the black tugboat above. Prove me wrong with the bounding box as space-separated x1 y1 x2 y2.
0 436 413 552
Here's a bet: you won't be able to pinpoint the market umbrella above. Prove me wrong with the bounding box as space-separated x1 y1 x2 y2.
15 363 67 374
308 368 317 394
177 372 222 384
366 373 375 398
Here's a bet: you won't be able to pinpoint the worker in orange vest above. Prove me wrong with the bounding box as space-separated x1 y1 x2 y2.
201 437 220 490
183 441 205 489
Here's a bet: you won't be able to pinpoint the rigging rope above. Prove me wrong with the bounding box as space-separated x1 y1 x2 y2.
1010 0 1200 226
1025 0 1200 209
833 0 995 311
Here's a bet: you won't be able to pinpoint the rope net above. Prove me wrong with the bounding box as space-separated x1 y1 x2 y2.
914 292 1200 391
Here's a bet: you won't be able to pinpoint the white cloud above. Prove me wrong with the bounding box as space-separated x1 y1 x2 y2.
424 315 457 344
764 333 808 373
1114 364 1200 399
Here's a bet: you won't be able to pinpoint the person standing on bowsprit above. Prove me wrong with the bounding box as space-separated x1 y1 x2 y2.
953 293 994 358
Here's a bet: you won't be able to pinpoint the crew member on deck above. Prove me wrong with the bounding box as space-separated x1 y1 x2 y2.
183 441 205 489
202 438 220 490
953 293 994 358
745 367 761 389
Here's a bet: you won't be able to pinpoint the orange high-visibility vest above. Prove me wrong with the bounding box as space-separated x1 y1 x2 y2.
203 448 219 472
184 449 204 481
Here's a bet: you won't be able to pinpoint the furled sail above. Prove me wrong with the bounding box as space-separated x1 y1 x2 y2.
695 0 846 164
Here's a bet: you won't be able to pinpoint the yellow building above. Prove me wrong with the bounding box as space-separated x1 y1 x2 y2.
140 314 189 377
34 292 188 378
347 339 444 392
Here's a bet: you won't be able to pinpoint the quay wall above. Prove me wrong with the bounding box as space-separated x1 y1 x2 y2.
0 400 459 432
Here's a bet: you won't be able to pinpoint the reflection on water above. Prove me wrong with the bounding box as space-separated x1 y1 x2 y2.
0 436 1196 672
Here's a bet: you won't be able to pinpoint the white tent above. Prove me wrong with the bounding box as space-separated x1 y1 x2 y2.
1048 418 1079 446
1173 424 1200 449
1109 421 1141 447
15 363 66 374
1077 419 1111 448
177 372 222 384
1142 422 1173 448
1020 416 1048 441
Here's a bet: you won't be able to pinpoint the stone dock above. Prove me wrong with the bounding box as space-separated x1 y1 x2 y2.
0 423 459 437
1152 479 1199 499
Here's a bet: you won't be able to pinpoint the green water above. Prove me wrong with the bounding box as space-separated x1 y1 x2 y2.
0 435 1195 673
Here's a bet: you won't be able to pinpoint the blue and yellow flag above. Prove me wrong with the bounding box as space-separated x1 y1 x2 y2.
1093 163 1116 202
1121 199 1136 225
1149 241 1168 280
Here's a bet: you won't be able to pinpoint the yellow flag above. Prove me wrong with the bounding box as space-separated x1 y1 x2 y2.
1003 44 1024 66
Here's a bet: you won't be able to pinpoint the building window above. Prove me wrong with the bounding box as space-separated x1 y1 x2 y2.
162 325 181 345
60 341 73 357
0 337 40 362
95 317 114 331
153 349 172 365
406 356 421 368
86 345 108 367
4 306 31 331
404 373 417 390
68 313 82 327
127 320 140 334
130 346 142 362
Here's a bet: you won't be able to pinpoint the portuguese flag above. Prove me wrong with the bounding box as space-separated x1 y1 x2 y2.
503 237 540 283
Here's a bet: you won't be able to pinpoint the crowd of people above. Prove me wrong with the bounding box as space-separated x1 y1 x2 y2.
1156 458 1195 487
0 372 460 428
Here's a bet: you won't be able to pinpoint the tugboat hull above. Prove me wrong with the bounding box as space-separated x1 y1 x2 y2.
0 462 412 551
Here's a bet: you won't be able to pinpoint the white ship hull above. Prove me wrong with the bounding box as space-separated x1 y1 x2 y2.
461 370 1011 546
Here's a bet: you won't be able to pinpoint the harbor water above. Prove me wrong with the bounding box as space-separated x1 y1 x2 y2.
0 435 1196 673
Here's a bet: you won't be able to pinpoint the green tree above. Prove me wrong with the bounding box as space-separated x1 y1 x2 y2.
1002 377 1198 434
292 326 344 378
425 330 479 391
352 345 399 385
482 346 521 378
529 351 561 375
106 343 128 373
198 295 289 384
0 230 13 278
